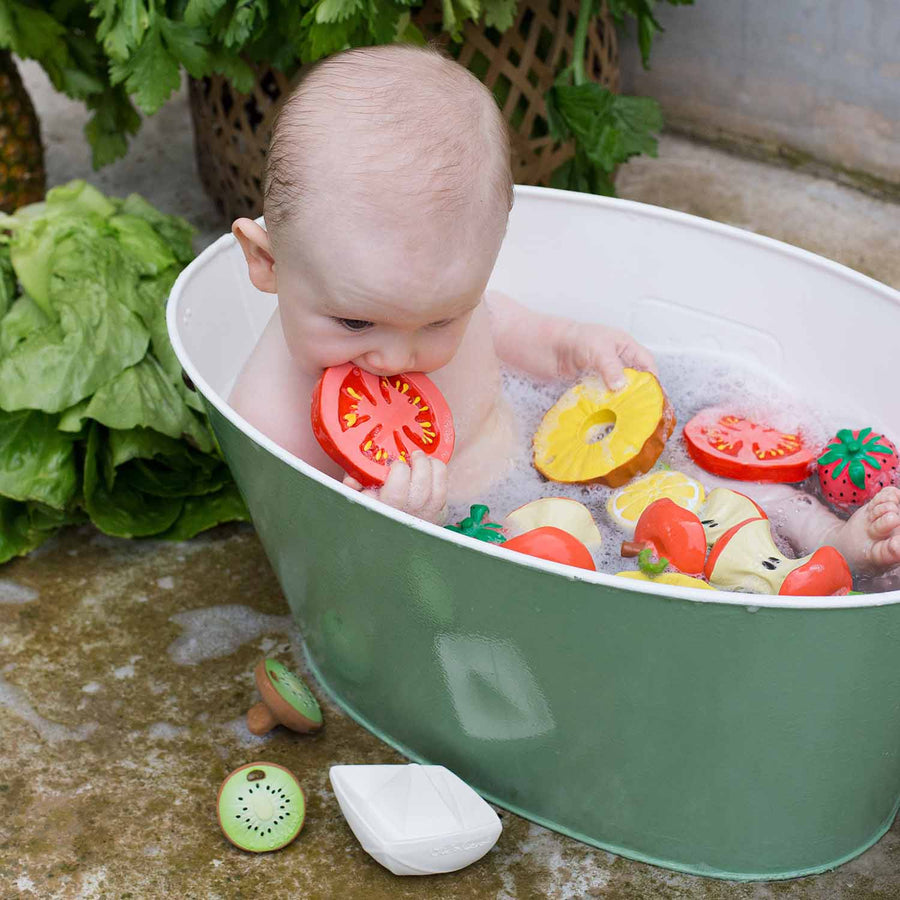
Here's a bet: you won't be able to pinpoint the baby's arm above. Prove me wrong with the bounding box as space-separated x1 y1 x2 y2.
228 309 345 479
485 290 656 388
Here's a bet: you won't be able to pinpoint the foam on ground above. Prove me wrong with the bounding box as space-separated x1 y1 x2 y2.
0 580 38 604
167 605 293 665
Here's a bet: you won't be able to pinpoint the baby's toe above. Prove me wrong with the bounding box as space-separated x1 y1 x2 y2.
868 506 900 538
870 533 900 570
870 485 900 512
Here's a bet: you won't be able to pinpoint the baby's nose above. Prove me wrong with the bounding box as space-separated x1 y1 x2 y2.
364 348 415 375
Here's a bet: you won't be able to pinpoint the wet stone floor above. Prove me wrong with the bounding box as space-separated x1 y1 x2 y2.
3 524 900 899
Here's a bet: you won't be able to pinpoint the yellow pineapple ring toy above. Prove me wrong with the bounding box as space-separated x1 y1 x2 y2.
533 369 676 488
607 469 705 537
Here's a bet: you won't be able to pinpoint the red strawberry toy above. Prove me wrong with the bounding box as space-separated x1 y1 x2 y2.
817 428 899 511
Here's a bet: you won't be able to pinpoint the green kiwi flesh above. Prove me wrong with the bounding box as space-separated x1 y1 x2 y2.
265 659 323 726
217 762 306 852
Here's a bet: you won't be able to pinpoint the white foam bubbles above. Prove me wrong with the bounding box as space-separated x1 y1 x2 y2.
0 581 38 604
0 674 98 744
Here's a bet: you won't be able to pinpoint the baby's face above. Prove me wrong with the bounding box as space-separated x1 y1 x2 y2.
273 201 504 377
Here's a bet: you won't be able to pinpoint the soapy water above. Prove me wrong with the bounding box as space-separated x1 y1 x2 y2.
447 349 893 593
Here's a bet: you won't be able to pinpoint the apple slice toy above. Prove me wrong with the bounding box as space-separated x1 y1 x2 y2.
503 527 596 571
696 487 767 548
704 518 852 596
504 497 603 551
312 364 454 487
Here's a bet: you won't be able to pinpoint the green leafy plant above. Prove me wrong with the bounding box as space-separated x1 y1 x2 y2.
0 179 249 563
546 0 692 194
1 0 690 193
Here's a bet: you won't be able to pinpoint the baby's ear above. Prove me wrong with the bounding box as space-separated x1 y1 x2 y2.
232 218 278 294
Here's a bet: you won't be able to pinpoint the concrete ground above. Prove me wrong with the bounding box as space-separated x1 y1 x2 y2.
3 60 900 899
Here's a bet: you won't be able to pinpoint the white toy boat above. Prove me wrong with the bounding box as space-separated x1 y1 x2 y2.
329 763 502 876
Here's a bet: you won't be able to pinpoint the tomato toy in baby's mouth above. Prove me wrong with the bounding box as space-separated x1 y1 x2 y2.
311 364 455 487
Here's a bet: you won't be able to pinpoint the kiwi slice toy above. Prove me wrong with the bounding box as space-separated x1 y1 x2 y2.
217 762 306 852
247 658 324 736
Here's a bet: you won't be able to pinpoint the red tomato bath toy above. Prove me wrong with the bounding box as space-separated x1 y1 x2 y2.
683 411 818 483
312 364 454 487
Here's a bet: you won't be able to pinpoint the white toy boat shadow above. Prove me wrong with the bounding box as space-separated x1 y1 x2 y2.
329 763 502 876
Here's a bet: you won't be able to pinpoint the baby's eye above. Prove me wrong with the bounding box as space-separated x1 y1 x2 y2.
428 318 454 329
335 318 374 332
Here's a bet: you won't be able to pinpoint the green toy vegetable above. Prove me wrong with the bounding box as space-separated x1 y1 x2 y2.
446 504 507 543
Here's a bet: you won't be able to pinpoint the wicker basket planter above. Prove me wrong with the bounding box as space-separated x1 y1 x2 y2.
188 0 618 222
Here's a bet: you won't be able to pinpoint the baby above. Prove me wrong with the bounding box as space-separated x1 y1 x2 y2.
229 43 900 581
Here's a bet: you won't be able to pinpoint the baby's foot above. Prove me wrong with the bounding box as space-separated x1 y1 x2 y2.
828 486 900 574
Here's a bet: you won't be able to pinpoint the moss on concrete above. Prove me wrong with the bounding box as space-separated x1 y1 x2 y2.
664 122 900 204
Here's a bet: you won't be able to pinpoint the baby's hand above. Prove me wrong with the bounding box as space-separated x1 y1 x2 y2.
556 322 657 391
343 451 448 525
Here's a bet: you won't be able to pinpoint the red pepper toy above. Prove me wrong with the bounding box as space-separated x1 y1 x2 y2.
620 498 707 576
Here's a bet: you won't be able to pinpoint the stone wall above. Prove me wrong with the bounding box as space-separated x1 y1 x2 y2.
619 0 900 189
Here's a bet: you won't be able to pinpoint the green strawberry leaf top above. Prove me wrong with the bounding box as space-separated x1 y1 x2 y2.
818 427 895 490
446 504 506 543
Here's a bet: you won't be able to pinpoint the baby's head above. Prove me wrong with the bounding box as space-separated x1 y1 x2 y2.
234 43 513 377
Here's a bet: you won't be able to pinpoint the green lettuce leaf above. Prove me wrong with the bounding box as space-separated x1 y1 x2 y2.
0 244 15 317
108 214 177 275
83 422 184 538
0 409 78 508
0 497 56 564
83 355 213 452
118 193 195 264
0 282 149 413
159 482 249 541
0 180 247 559
0 295 49 356
107 425 192 467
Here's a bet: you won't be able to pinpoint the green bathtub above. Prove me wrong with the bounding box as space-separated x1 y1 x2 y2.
168 187 900 880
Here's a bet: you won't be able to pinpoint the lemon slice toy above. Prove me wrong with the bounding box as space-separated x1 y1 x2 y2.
616 571 713 590
607 470 705 537
533 369 675 488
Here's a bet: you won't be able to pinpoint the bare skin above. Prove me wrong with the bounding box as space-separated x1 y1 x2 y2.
230 204 656 524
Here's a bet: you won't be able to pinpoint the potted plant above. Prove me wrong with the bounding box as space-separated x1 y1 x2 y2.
1 0 691 219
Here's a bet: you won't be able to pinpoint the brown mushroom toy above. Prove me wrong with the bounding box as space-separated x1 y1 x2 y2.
246 659 324 736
